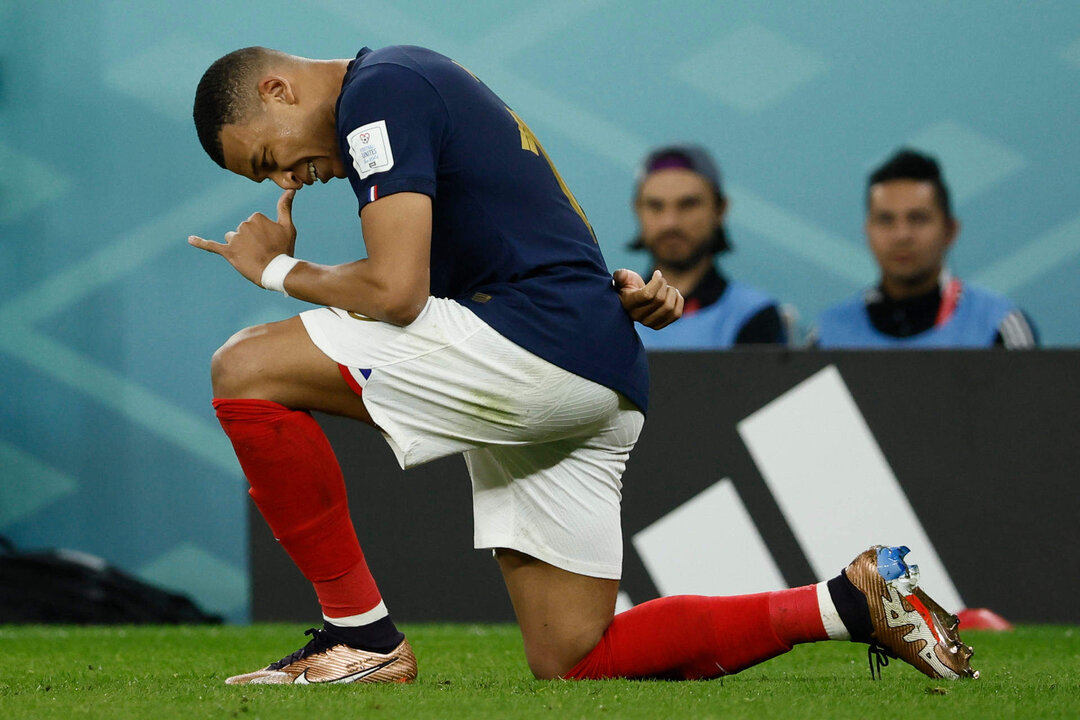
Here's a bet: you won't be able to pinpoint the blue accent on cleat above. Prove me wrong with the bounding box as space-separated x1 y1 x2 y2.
875 545 911 581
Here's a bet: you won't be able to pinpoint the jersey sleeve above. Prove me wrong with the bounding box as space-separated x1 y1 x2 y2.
337 61 449 213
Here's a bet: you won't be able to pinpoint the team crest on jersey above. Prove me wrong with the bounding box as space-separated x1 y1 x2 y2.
347 120 394 180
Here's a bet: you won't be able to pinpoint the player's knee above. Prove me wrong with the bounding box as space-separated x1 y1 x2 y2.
521 627 605 680
524 640 596 680
211 326 263 398
526 654 564 681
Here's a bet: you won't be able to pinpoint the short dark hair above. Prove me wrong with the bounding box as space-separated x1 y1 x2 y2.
867 148 952 218
192 47 280 168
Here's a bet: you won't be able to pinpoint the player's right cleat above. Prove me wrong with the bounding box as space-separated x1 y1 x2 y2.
225 628 418 685
844 545 979 680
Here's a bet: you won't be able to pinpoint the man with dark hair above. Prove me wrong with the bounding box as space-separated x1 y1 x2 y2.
813 148 1036 348
188 46 976 686
630 145 786 349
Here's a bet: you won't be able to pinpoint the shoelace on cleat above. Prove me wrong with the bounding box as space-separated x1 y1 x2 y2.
267 628 339 671
867 642 894 680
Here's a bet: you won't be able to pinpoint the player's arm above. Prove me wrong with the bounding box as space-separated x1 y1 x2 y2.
189 189 432 326
614 268 684 330
283 192 431 325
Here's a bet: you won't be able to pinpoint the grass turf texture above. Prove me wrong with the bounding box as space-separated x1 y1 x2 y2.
1 624 1076 719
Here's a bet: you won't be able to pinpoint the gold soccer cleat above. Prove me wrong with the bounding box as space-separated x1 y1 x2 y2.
225 628 417 685
844 545 979 680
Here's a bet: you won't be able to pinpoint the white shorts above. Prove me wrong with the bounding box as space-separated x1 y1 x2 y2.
300 298 644 579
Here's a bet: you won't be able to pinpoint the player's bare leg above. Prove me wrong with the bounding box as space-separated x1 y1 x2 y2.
497 548 806 681
211 315 373 421
496 548 618 679
212 316 415 685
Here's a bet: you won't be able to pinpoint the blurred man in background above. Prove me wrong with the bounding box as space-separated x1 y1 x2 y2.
630 145 787 349
813 148 1036 348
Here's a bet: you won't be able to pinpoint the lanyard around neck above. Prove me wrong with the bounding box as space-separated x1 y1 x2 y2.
934 276 963 328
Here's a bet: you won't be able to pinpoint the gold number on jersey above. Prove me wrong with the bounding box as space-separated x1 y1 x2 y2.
506 108 596 242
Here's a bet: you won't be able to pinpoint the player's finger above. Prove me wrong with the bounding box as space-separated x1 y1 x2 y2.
618 282 650 308
641 304 671 328
633 274 661 304
630 287 668 322
652 289 684 329
672 287 685 318
638 285 682 329
188 235 226 254
613 268 644 291
628 269 664 304
277 188 296 228
644 269 665 290
624 289 659 312
644 304 679 329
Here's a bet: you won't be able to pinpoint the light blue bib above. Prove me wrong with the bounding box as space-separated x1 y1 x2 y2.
638 281 779 350
815 282 1015 348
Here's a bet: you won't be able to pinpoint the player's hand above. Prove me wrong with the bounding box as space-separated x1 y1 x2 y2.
188 188 298 287
614 268 684 330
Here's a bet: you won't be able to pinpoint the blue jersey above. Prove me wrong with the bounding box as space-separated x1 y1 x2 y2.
637 281 778 350
335 46 648 411
815 281 1017 348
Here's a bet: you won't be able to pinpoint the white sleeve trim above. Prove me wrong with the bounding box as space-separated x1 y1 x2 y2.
998 309 1036 349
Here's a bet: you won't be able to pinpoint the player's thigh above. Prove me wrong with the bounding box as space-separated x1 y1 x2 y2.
309 298 634 469
476 403 644 679
211 316 372 422
468 397 643 579
496 548 618 680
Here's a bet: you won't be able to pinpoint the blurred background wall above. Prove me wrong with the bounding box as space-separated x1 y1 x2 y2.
1 1 1077 622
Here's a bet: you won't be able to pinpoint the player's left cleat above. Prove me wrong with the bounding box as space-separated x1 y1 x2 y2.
225 628 418 685
844 545 979 680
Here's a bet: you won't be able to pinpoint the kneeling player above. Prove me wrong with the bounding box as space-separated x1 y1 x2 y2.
190 44 976 684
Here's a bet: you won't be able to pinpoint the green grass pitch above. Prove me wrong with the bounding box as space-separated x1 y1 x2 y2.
2 624 1077 719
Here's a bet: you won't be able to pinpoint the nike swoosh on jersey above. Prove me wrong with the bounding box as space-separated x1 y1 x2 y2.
293 657 398 685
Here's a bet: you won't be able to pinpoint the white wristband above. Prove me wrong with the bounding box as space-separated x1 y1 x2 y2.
261 254 300 295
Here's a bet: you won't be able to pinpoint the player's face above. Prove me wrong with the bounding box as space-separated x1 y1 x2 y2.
866 180 957 294
219 100 348 190
636 169 725 271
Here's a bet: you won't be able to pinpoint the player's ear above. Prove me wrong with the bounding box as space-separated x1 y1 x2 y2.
257 75 295 105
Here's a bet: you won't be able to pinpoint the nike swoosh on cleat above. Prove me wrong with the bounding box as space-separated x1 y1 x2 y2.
294 657 398 685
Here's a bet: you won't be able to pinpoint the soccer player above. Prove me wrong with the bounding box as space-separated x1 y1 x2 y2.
190 45 977 684
812 148 1037 348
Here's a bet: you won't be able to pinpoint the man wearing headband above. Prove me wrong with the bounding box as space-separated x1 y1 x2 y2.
630 145 786 349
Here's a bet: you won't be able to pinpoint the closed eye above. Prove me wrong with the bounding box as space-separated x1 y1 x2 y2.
251 149 272 182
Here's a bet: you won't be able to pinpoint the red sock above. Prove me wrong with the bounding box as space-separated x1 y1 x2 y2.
768 584 829 646
565 586 828 680
213 398 383 618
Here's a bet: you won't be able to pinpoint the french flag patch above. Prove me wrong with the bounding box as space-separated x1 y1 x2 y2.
369 185 378 202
